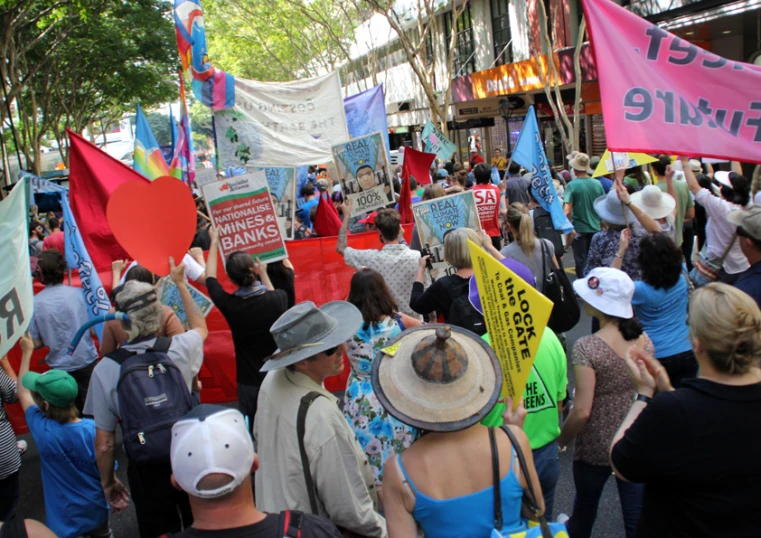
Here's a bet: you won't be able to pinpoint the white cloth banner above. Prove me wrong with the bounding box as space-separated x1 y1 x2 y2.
0 182 33 358
214 72 349 168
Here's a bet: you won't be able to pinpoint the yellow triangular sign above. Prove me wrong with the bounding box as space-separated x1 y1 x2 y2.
468 240 553 410
592 149 658 178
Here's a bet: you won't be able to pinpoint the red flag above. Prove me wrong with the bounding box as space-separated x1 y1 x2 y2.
402 147 436 186
400 147 435 225
68 130 150 270
313 192 342 237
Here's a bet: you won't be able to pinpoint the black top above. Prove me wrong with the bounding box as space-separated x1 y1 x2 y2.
409 274 468 320
206 278 288 387
611 378 761 538
169 513 342 537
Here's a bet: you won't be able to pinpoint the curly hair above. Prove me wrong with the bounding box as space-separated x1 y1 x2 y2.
689 283 761 375
637 233 683 289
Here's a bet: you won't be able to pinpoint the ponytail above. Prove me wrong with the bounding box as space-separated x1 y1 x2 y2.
617 316 644 341
506 203 535 257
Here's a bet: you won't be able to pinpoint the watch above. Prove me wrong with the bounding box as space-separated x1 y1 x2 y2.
635 393 652 404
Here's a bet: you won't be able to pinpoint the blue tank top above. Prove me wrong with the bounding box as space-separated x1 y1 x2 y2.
397 447 524 538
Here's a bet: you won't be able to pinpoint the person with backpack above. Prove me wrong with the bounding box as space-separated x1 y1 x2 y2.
165 405 342 538
16 333 111 538
84 258 208 538
528 189 567 270
409 228 485 333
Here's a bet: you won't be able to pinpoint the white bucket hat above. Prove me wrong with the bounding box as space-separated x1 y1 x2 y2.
572 267 635 319
593 189 637 226
630 186 676 220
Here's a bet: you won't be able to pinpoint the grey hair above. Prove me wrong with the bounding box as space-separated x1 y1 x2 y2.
116 281 162 340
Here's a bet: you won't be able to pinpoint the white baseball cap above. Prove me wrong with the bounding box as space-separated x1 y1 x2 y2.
171 405 255 499
572 267 635 319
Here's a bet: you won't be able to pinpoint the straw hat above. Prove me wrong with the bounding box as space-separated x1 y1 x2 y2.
630 186 676 220
593 189 637 226
371 325 502 432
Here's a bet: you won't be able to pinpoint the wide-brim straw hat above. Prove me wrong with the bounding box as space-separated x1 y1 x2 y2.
630 186 676 220
594 189 637 226
372 324 502 432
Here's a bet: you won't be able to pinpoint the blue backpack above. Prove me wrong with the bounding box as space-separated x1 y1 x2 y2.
108 337 196 464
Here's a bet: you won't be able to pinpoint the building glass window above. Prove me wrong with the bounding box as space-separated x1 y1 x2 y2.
490 0 512 66
425 28 434 67
445 3 476 77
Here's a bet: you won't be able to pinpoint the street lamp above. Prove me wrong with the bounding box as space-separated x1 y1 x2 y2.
498 96 523 152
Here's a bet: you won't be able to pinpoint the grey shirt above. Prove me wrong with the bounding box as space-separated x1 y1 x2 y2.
29 284 98 371
506 176 531 206
83 331 204 432
501 238 555 291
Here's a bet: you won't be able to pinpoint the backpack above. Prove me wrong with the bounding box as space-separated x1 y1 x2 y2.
108 337 196 464
533 206 564 257
277 510 343 538
444 277 486 336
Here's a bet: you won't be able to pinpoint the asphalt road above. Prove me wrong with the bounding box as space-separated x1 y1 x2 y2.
14 250 625 537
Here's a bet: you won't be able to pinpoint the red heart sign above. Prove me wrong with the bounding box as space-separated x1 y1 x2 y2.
106 176 197 276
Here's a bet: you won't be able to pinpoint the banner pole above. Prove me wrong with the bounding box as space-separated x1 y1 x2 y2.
613 153 631 234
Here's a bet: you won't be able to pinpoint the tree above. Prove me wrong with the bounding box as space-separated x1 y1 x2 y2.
363 0 465 135
188 98 214 150
202 0 361 82
3 0 178 173
532 0 586 153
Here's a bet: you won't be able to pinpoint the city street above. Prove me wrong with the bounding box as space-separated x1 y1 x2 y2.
13 250 626 537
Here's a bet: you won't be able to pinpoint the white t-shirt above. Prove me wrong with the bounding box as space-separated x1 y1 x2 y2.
120 253 204 285
694 189 749 274
754 191 761 205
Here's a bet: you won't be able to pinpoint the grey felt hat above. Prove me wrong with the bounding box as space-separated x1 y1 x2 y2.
593 189 637 226
260 301 362 372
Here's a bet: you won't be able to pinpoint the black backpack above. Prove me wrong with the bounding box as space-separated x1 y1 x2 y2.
533 206 564 258
108 337 196 464
277 510 343 538
444 277 486 335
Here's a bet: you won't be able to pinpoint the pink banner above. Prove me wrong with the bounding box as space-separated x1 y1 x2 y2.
582 0 761 164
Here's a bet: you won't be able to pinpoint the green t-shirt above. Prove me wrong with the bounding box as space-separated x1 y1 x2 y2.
655 179 694 246
623 175 651 191
480 328 568 450
564 177 604 234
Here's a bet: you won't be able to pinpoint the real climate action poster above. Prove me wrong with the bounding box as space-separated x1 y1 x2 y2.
332 132 394 217
256 166 297 240
412 191 482 280
202 171 288 264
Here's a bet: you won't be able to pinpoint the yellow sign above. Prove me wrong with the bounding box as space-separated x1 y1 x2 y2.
468 240 553 410
592 149 658 178
380 342 401 357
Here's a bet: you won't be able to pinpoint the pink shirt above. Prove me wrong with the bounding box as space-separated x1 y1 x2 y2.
42 231 65 254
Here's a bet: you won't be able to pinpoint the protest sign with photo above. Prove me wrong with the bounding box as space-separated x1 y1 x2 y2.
157 277 214 330
256 167 297 240
412 191 482 280
203 171 288 264
332 132 394 217
468 240 552 409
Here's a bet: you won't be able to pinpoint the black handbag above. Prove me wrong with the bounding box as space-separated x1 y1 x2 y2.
540 240 580 333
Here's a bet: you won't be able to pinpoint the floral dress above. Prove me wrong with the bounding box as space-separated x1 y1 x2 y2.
343 316 419 485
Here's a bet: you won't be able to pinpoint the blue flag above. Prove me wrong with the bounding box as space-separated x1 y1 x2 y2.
422 121 457 162
61 192 112 342
511 106 574 234
169 107 179 167
344 85 390 158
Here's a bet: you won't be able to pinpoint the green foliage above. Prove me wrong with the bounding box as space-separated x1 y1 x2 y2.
202 0 361 81
145 112 172 147
188 98 214 150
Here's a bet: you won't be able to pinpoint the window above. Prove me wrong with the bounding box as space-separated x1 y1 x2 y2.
425 27 434 67
490 0 512 66
445 3 476 77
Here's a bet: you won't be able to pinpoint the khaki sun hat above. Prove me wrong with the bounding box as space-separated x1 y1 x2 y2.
371 325 502 432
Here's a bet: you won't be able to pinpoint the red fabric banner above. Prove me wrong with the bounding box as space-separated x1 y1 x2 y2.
402 147 436 185
582 0 761 163
68 130 151 269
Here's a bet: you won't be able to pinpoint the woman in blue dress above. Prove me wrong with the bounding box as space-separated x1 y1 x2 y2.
344 269 423 489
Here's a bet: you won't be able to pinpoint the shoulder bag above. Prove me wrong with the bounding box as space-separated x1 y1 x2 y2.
540 241 580 334
489 426 568 538
689 233 737 288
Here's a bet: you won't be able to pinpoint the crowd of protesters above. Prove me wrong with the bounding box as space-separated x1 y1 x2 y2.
2 147 761 538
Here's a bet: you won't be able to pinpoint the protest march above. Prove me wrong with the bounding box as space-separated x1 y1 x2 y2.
2 0 761 536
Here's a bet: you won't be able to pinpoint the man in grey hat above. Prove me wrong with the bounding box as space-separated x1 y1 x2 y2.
728 205 761 308
564 152 604 276
254 301 387 537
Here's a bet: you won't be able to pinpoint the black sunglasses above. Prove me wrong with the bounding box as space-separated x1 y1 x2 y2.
323 345 340 357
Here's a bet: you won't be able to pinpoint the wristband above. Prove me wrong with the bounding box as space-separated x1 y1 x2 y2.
624 201 632 207
635 393 652 404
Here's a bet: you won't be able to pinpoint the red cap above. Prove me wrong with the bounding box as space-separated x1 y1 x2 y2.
359 212 378 225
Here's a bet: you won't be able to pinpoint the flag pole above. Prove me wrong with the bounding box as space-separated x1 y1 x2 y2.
613 153 631 234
